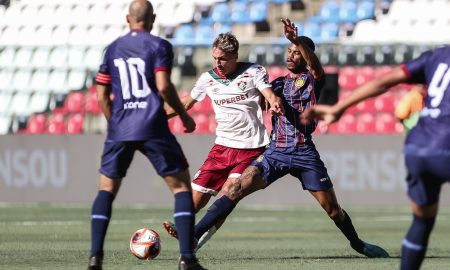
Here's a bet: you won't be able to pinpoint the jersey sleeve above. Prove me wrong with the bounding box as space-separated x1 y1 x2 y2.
95 47 111 85
403 50 431 84
252 65 272 91
154 39 174 73
190 73 209 101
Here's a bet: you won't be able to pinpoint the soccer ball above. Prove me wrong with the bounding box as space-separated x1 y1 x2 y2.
129 228 161 260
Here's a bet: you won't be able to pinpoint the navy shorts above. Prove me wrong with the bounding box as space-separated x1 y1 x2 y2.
99 134 188 179
252 142 333 191
405 151 450 206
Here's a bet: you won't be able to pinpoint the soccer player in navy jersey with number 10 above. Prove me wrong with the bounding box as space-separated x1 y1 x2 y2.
87 1 206 270
302 46 450 270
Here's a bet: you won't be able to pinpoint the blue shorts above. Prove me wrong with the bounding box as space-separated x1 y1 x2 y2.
405 151 450 206
252 142 333 191
99 134 188 179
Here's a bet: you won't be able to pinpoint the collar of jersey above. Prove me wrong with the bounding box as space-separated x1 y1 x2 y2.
208 62 253 86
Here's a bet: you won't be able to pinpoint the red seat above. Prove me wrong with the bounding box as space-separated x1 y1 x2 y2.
328 113 356 134
267 66 288 81
168 117 185 134
356 66 376 86
338 66 358 90
65 91 85 113
375 112 400 134
192 113 210 134
356 112 376 134
26 114 47 134
66 113 84 134
339 89 357 113
374 92 395 112
85 91 102 114
208 115 217 134
47 112 65 134
375 65 393 77
191 98 213 114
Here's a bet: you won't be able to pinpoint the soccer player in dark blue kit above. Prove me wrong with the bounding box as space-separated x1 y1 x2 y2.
302 46 450 269
87 1 206 270
164 19 389 258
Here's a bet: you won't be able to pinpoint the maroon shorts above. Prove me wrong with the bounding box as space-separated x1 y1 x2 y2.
192 144 265 195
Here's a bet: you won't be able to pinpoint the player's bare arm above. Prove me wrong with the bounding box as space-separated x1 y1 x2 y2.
301 66 409 126
166 95 198 119
156 70 196 133
260 87 284 115
96 84 112 120
282 18 324 80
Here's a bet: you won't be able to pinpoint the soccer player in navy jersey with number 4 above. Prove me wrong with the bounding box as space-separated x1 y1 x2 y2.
302 46 450 269
87 1 206 270
164 19 389 259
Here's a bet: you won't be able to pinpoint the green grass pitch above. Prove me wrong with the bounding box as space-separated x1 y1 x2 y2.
1 204 450 269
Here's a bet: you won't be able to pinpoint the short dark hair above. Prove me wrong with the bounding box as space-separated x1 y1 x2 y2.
299 36 315 52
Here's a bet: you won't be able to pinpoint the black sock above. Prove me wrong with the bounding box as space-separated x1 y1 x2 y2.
90 190 114 258
334 209 364 251
400 215 435 270
195 196 235 239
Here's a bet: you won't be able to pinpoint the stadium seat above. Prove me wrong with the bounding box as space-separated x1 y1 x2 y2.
66 113 85 134
231 2 251 24
339 1 358 24
65 91 85 114
0 92 12 115
67 69 87 91
14 47 34 69
172 24 195 45
47 112 65 134
0 26 20 46
51 25 71 46
192 113 210 134
28 93 50 114
194 25 215 46
85 91 102 115
12 69 33 93
49 46 69 68
338 66 358 90
168 117 184 134
48 69 68 94
375 112 399 134
374 91 395 112
69 26 89 46
320 22 339 41
303 21 321 42
249 2 268 23
356 112 376 134
191 98 213 114
319 0 340 23
267 66 288 81
211 3 231 24
0 46 16 68
328 113 356 134
84 47 103 70
356 66 376 86
0 115 11 135
356 1 375 21
0 69 14 93
26 113 47 134
9 92 31 116
30 70 50 93
31 47 51 69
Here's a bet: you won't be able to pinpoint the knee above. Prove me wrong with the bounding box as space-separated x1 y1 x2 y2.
225 180 243 202
324 204 343 222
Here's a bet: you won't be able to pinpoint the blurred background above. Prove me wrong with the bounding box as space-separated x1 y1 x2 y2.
0 0 449 205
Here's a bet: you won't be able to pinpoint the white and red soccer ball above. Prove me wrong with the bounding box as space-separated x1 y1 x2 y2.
129 228 161 260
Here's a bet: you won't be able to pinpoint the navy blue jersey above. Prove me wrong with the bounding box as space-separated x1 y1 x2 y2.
96 30 173 141
403 46 450 152
270 72 324 147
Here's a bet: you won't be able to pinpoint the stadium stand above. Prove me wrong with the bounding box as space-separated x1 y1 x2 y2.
0 0 449 135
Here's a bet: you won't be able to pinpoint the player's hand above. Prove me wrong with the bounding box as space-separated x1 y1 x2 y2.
301 105 343 127
281 18 298 44
180 113 196 133
269 97 284 115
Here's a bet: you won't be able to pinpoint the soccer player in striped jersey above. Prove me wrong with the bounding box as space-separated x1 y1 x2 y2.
87 1 206 270
302 45 450 270
164 32 283 250
163 19 389 259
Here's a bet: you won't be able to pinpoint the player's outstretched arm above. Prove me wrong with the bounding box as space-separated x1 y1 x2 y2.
97 84 112 120
301 66 409 126
166 95 197 119
282 18 324 81
260 87 284 115
156 71 196 133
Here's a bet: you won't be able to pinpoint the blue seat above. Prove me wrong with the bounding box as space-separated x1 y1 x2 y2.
357 1 375 21
303 21 321 42
320 22 339 41
211 3 230 24
339 1 358 24
231 2 251 24
249 2 268 22
214 24 233 35
195 25 215 46
173 24 195 45
319 1 340 23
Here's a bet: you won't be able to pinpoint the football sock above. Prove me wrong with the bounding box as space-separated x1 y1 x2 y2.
90 190 114 258
196 225 218 251
195 196 235 239
334 209 364 251
400 215 436 270
174 191 195 260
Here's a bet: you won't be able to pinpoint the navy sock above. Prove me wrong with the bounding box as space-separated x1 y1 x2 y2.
195 196 235 239
174 192 195 259
334 209 364 251
90 190 114 258
400 215 436 270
